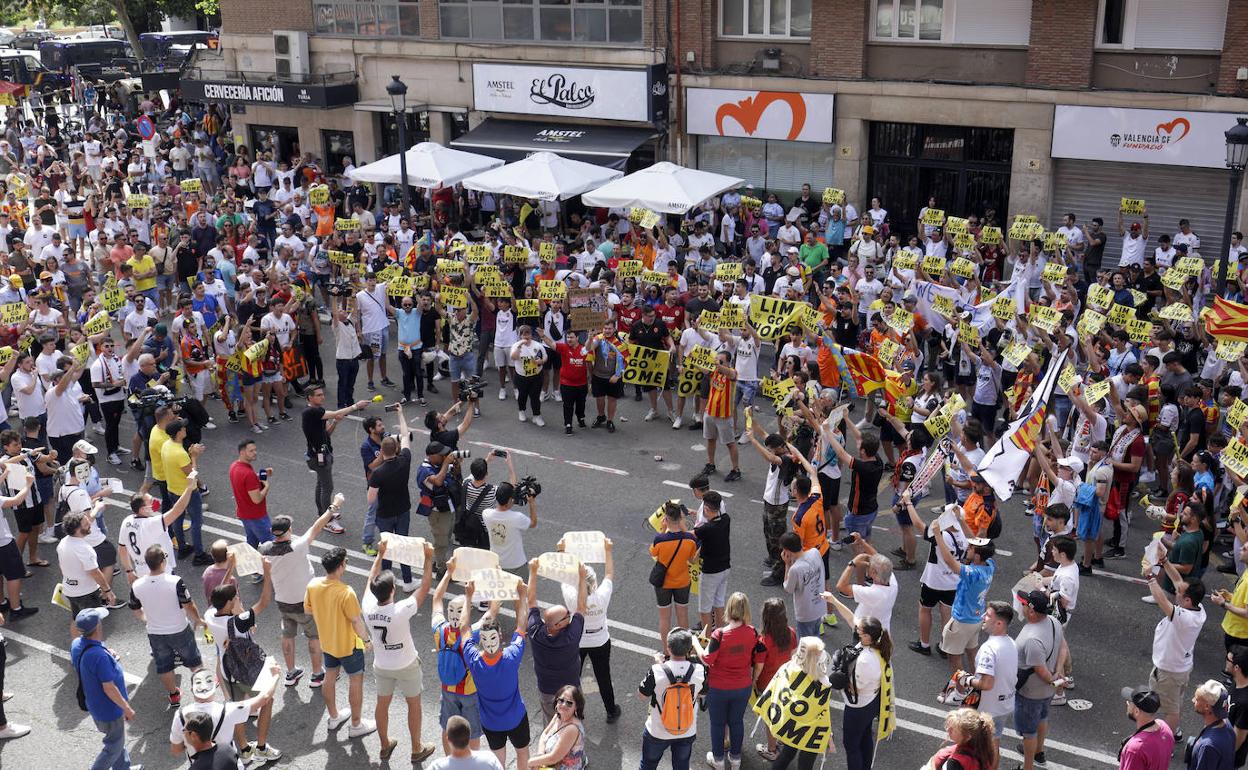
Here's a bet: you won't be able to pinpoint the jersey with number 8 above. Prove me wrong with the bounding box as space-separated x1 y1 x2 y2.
117 513 177 577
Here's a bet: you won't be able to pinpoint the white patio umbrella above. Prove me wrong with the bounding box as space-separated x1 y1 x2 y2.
460 152 622 201
580 161 744 215
346 142 504 187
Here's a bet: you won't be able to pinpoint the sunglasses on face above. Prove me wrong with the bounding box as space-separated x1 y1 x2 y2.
556 698 575 707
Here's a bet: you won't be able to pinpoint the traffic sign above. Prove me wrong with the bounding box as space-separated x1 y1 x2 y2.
136 115 155 141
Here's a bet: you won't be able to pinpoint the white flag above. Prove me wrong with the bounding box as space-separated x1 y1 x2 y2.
976 348 1069 500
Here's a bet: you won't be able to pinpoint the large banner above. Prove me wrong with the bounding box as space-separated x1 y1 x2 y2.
1052 106 1242 169
685 88 835 143
473 63 657 122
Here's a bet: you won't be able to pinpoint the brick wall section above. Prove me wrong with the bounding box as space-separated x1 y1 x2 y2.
1025 0 1094 89
809 0 864 79
1218 0 1248 95
221 0 313 34
418 0 440 39
671 0 714 70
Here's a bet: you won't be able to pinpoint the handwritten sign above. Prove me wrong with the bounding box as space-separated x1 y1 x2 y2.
562 531 606 563
380 533 428 571
451 547 500 583
469 568 521 602
227 542 264 577
536 551 581 587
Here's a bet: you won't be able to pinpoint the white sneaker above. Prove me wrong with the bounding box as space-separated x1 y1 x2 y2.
251 424 265 434
644 408 657 421
554 391 562 402
540 391 550 402
728 757 741 770
327 712 350 731
347 719 377 739
829 540 843 551
92 425 105 436
0 722 30 739
203 421 217 430
400 580 418 592
705 751 724 770
38 531 57 544
533 416 545 427
248 744 281 763
1051 692 1067 706
672 416 683 429
499 388 507 401
434 372 445 381
736 432 749 445
513 388 519 398
518 411 528 422
108 453 121 466
1141 595 1157 604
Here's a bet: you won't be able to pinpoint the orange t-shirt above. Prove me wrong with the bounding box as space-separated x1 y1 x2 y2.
793 494 828 556
963 492 996 537
649 532 697 589
314 204 336 236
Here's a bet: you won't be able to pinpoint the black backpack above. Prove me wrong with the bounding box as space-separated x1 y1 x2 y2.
221 616 266 687
453 482 491 549
827 643 863 700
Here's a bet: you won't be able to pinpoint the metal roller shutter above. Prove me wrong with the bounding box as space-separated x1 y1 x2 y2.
1050 159 1231 268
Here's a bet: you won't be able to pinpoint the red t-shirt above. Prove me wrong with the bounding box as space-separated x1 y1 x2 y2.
616 305 642 334
229 460 267 520
556 341 589 388
755 626 797 692
703 623 764 691
655 302 685 332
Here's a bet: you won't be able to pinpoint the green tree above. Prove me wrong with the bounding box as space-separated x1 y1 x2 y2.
27 0 204 62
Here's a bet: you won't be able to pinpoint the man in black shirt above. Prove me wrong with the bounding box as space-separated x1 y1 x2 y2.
302 386 368 535
1177 385 1207 460
1225 647 1248 768
1134 257 1164 317
1082 217 1107 281
183 711 241 770
629 304 674 421
693 491 730 631
685 282 721 321
367 407 415 589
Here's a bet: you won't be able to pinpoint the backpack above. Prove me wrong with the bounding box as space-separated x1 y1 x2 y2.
827 643 863 699
985 507 1003 540
453 482 491 549
221 616 266 687
657 664 696 736
435 625 469 688
73 650 88 712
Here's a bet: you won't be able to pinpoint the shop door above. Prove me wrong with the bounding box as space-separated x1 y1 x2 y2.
250 125 300 167
377 111 430 158
321 130 356 177
868 122 1013 240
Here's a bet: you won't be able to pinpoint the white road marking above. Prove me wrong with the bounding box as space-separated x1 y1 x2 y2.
564 460 628 476
661 480 733 498
2 627 144 688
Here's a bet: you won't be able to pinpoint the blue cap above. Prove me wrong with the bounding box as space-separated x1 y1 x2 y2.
75 607 109 634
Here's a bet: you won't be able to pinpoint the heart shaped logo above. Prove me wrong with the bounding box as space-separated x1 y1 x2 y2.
1155 117 1190 143
715 92 807 141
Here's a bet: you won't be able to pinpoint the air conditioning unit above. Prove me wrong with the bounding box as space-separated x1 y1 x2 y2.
273 30 309 78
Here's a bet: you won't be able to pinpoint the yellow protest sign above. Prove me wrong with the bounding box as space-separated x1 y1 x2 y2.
991 294 1016 322
1086 284 1113 309
1125 318 1152 344
0 346 13 365
980 227 1003 245
640 270 670 286
821 187 845 206
328 250 355 267
503 245 529 264
334 218 361 232
760 377 795 402
538 280 566 302
1107 303 1135 327
515 299 540 317
69 342 90 365
1077 309 1107 337
1014 214 1038 224
436 258 465 275
521 356 542 377
0 302 27 324
893 253 918 272
696 311 721 334
957 320 980 348
752 665 835 753
179 178 201 193
465 244 493 264
223 352 246 375
931 293 957 319
688 558 701 596
538 242 557 262
1128 289 1148 307
952 233 976 253
715 262 743 282
877 338 902 368
386 275 415 298
616 260 643 279
1041 261 1068 283
1224 440 1248 479
1084 379 1111 405
924 394 965 439
1043 231 1068 253
126 194 150 210
376 264 401 283
413 274 431 290
1002 341 1032 367
1228 400 1248 431
243 338 269 362
676 366 705 398
885 308 914 335
622 345 670 387
920 255 946 276
628 208 661 230
83 311 112 336
1158 303 1193 322
748 295 799 341
1058 364 1080 393
792 304 821 336
440 285 468 308
1172 256 1204 276
945 216 969 235
1120 198 1146 216
482 280 513 299
684 345 716 372
1217 340 1247 362
739 196 762 210
719 303 745 329
309 185 330 205
1028 305 1061 334
921 208 945 226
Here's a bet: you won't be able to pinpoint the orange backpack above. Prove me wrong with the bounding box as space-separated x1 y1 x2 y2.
658 664 696 735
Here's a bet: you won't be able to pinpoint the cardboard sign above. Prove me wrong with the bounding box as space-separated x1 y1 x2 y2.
334 218 361 232
536 551 581 587
629 208 661 229
465 244 493 264
623 345 670 387
538 280 566 302
386 275 415 298
0 302 27 324
715 262 743 282
227 542 264 576
1125 318 1153 344
944 216 969 235
1120 197 1146 216
380 533 428 571
437 258 465 275
893 253 918 271
562 530 606 563
821 187 845 206
676 366 705 398
243 338 269 362
515 299 540 317
1058 364 1080 393
640 269 670 286
568 287 609 332
1084 379 1112 405
921 208 945 226
440 285 468 308
1002 341 1032 367
1217 340 1247 362
991 294 1016 322
957 319 980 347
616 259 643 279
126 194 150 210
1158 303 1193 322
748 295 799 341
83 311 112 336
469 568 521 602
328 250 355 267
309 185 330 205
1028 305 1061 334
1041 261 1068 283
179 178 201 193
1076 310 1106 336
931 293 957 319
921 255 946 276
451 547 500 583
503 245 529 264
886 308 914 335
684 345 717 372
980 227 1003 245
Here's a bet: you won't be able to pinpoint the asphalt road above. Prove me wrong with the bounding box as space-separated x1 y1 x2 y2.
0 339 1227 770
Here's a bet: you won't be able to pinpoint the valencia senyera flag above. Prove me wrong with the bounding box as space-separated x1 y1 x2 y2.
1205 296 1248 341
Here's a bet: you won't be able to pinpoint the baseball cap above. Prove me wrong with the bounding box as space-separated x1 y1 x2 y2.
787 246 799 255
1121 687 1161 714
6 274 20 286
862 226 875 235
75 607 109 634
425 441 448 457
72 439 98 455
1017 589 1052 614
1056 456 1084 475
1129 222 1142 232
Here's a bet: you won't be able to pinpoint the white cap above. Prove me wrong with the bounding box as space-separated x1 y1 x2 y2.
1056 456 1085 475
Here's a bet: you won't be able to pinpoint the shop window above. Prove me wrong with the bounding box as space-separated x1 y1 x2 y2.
439 0 643 43
313 0 419 37
719 0 810 38
322 130 356 176
872 0 946 42
1096 0 1227 50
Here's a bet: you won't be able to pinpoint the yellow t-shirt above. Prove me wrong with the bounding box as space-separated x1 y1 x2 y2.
148 426 170 482
1223 570 1248 640
162 440 192 495
303 576 363 658
128 254 157 291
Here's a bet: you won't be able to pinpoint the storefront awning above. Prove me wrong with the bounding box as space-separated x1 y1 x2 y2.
450 119 656 170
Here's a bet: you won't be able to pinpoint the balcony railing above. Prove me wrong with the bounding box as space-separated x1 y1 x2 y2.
182 67 357 86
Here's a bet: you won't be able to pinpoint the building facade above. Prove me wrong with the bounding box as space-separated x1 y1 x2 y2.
201 0 1248 256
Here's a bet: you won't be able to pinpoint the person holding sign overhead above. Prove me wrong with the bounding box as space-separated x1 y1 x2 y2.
509 325 547 427
525 557 587 720
460 578 532 770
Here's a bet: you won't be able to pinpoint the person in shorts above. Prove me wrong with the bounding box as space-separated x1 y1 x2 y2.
461 582 531 769
933 534 995 682
128 544 205 705
304 547 375 738
588 319 625 432
693 491 730 632
650 502 697 651
701 352 742 482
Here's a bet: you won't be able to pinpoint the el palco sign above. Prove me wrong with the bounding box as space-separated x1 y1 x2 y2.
1052 105 1243 169
473 62 654 122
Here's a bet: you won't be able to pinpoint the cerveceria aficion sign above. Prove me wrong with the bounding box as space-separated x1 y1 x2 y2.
181 77 359 109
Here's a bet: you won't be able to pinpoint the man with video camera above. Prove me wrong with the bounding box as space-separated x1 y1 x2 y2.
416 437 466 580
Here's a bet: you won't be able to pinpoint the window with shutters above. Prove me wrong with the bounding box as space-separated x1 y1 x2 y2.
1096 0 1228 51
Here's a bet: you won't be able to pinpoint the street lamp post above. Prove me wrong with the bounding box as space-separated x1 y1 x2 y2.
386 75 411 221
1217 116 1248 298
